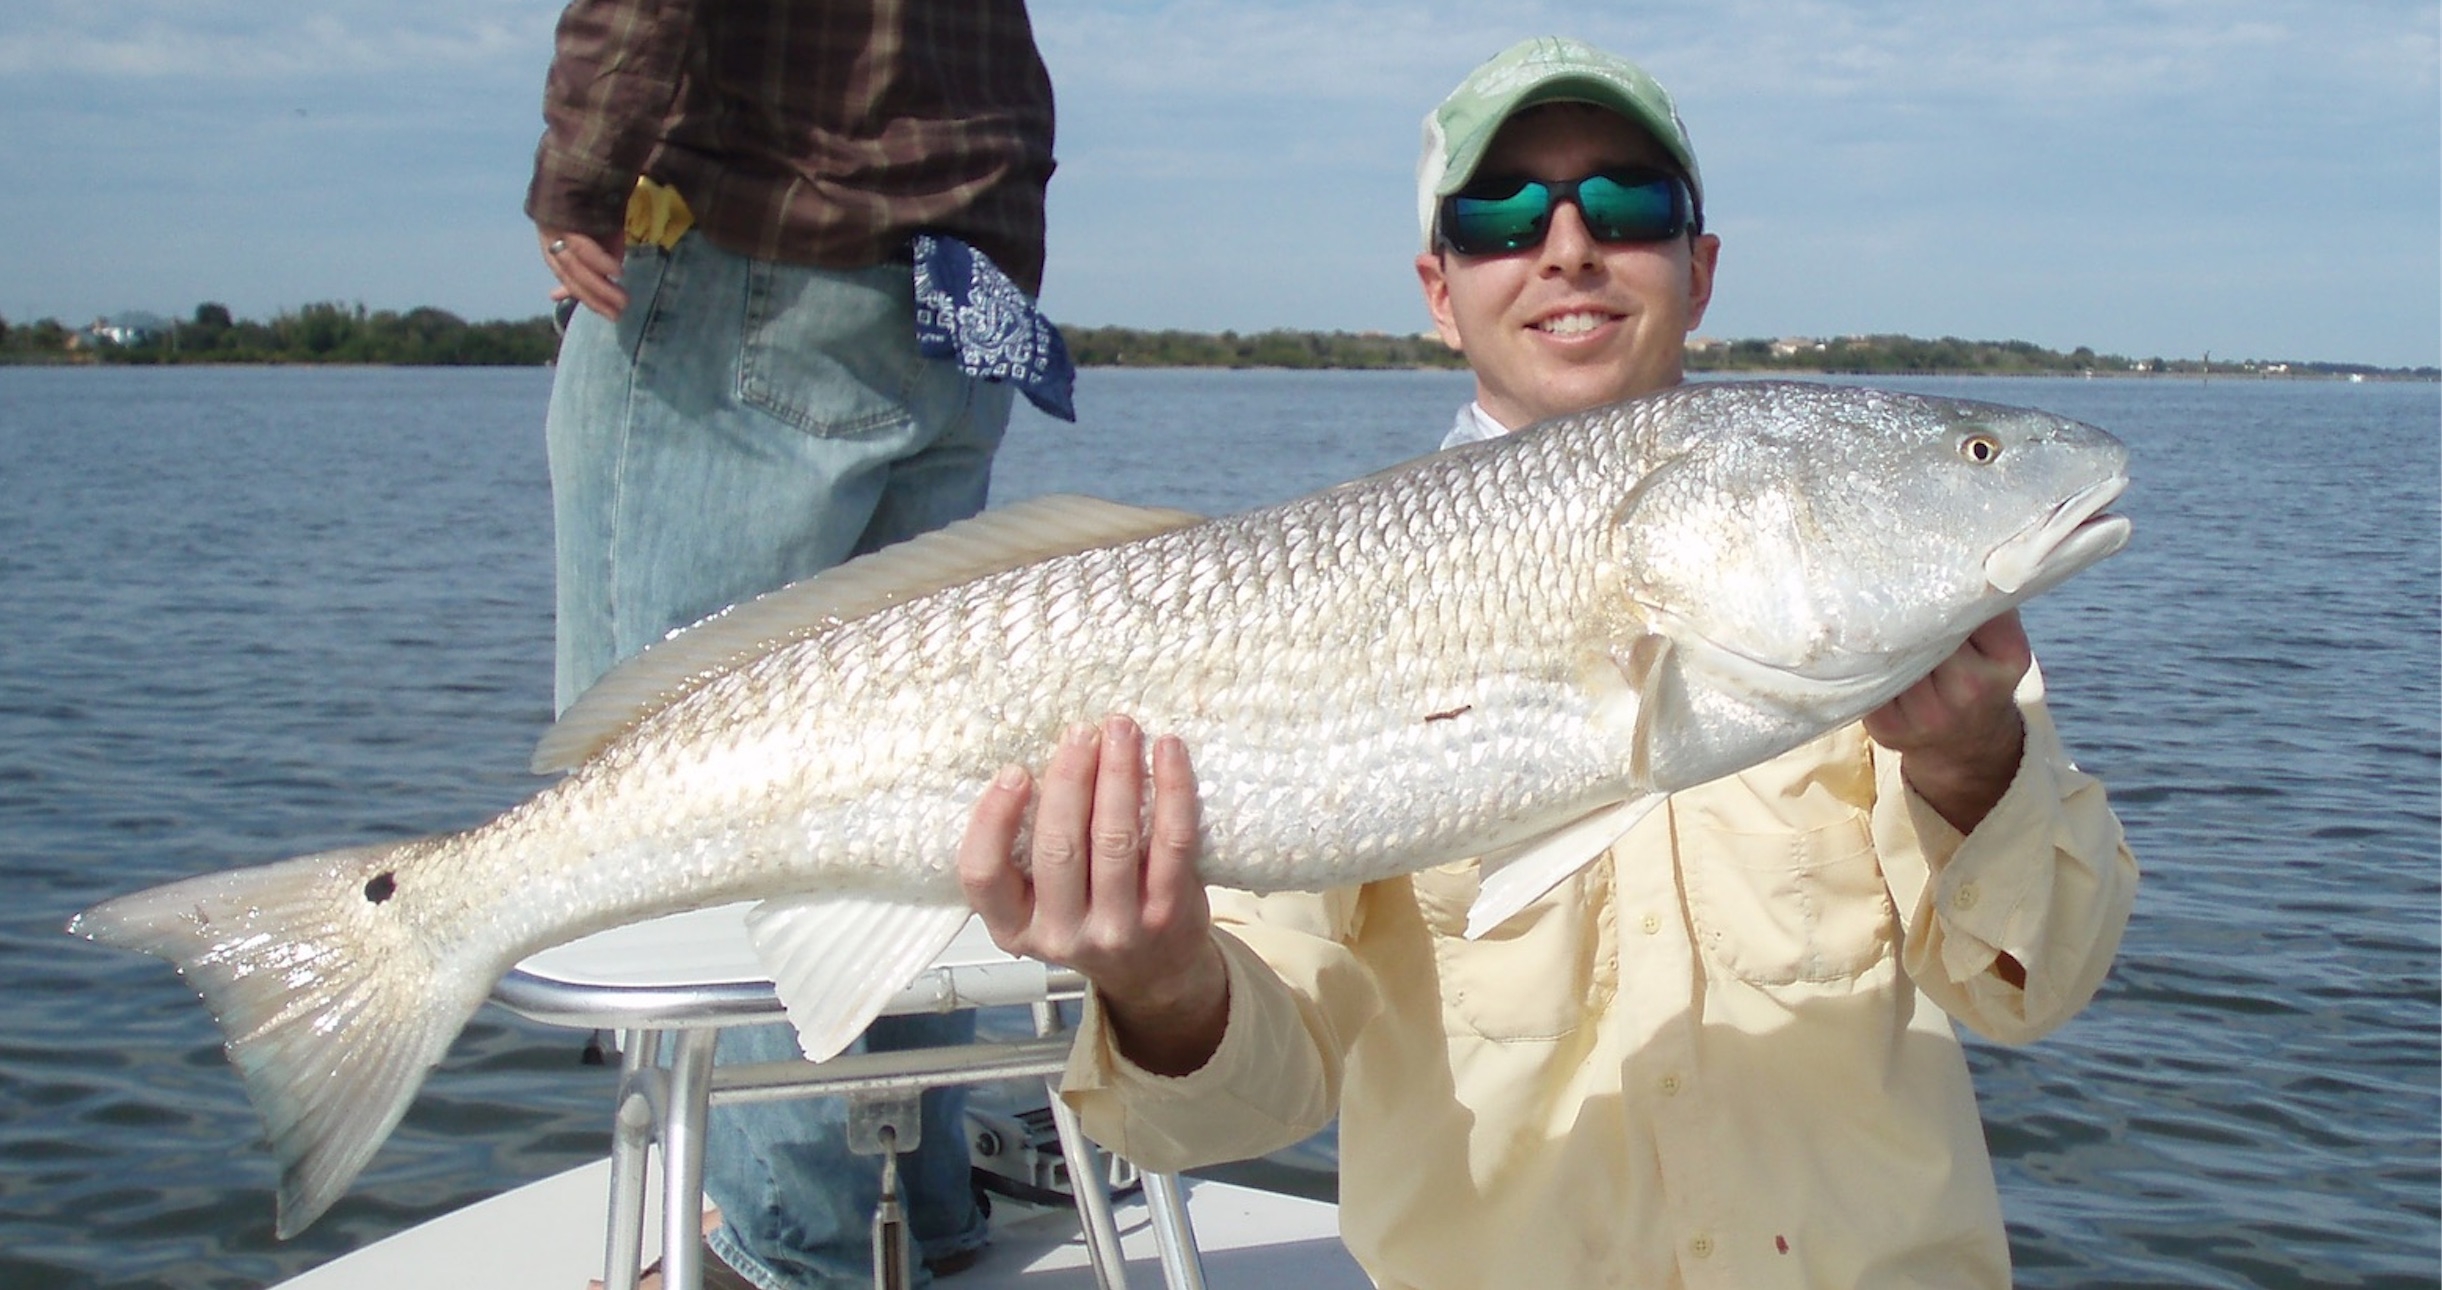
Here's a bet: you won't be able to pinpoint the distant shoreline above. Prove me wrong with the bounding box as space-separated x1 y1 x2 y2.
6 356 2431 383
6 355 2431 383
3 309 2433 381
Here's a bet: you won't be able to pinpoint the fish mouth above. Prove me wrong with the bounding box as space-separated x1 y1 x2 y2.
1984 474 2133 596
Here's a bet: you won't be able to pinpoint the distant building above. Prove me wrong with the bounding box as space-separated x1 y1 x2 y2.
88 311 175 346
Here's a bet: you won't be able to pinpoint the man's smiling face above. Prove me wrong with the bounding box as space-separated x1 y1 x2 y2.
1417 102 1721 428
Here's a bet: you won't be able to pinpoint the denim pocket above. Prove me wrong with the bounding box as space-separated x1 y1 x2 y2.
736 259 920 439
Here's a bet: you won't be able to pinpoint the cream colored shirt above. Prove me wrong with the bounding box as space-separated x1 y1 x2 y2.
1062 670 2138 1289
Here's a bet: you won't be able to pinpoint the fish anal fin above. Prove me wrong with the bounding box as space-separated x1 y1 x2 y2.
534 495 1205 773
746 896 974 1062
1465 796 1662 939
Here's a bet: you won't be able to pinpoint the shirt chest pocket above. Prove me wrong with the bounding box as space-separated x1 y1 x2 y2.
1675 807 1896 986
1412 860 1618 1043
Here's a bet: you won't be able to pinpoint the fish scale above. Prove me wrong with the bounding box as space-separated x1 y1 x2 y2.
576 475 1624 902
67 380 2131 1236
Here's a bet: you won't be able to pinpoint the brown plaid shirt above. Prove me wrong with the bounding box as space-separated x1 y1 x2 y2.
527 0 1056 294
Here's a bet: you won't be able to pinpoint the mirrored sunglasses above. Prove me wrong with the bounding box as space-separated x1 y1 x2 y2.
1436 168 1695 257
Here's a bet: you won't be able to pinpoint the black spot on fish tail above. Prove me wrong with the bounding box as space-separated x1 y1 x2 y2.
67 839 480 1235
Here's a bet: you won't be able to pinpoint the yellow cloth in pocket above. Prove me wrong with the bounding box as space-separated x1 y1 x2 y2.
624 177 694 251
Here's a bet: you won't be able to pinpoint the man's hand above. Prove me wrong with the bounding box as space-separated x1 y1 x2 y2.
1864 610 2032 834
958 715 1229 1076
538 228 629 321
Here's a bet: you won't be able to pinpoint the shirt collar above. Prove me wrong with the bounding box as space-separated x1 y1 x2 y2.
1438 400 1515 450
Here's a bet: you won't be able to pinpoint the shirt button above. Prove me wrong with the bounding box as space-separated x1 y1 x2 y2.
1640 913 1662 935
1953 883 1980 911
1690 1235 1715 1259
1658 1074 1683 1097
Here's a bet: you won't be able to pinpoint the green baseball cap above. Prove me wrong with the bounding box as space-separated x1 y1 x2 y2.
1418 36 1704 249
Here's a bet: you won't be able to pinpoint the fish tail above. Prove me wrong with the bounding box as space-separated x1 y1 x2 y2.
68 839 493 1237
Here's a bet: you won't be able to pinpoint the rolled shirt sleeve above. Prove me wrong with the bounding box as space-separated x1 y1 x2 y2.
1061 889 1380 1174
1873 661 2140 1044
525 0 695 237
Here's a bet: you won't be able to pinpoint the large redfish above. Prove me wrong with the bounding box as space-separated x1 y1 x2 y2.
71 381 2130 1235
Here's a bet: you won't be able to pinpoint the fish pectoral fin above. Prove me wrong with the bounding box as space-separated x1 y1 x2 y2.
747 896 975 1062
1465 796 1663 939
534 495 1206 773
1611 633 1677 786
1578 631 1676 792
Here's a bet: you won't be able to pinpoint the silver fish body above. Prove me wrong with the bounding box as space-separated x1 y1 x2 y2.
70 380 2131 1234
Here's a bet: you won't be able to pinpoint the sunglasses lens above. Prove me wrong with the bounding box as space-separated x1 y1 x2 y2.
1439 171 1689 255
1577 172 1687 242
1442 181 1552 255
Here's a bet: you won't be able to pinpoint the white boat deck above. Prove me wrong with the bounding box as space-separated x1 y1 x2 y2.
276 904 1368 1290
275 1158 1367 1289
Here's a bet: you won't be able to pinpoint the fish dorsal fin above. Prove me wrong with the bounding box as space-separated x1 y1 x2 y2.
532 495 1204 773
1465 796 1662 939
747 895 974 1062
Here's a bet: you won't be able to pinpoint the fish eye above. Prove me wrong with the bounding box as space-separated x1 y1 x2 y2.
1958 432 2003 465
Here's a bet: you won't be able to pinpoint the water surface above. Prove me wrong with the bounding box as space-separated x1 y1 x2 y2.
0 367 2433 1287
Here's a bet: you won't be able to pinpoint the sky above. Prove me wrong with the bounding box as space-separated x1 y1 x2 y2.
2 0 2435 369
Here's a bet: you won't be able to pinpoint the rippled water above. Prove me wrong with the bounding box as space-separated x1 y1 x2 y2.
1 367 2433 1288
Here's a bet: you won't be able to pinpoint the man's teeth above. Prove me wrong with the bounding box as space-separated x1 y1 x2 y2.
1536 312 1608 335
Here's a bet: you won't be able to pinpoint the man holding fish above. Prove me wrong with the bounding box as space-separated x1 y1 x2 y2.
961 36 2139 1289
67 35 2141 1290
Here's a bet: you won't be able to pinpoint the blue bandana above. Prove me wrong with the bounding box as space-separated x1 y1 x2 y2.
911 234 1077 422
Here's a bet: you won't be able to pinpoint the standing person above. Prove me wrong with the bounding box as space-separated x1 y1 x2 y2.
527 3 1067 1286
956 36 2138 1290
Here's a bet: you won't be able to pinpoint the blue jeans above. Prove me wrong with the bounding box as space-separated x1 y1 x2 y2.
545 233 1007 1288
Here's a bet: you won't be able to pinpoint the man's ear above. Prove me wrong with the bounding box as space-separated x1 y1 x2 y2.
1416 251 1465 352
1683 232 1721 331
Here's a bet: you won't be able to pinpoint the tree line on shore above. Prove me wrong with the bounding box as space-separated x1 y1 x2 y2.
2 303 2424 379
1066 327 2419 379
0 302 559 366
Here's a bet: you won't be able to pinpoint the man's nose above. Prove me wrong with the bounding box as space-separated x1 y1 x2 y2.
1537 199 1600 272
